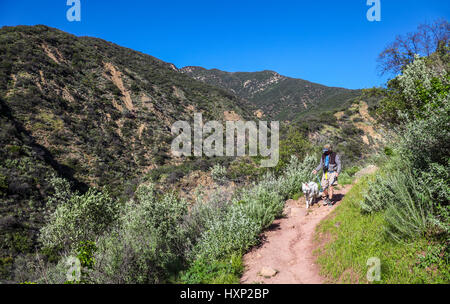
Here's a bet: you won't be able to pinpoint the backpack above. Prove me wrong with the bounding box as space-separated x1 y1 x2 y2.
322 152 337 171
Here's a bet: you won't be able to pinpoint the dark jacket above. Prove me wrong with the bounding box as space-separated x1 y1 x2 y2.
315 152 341 174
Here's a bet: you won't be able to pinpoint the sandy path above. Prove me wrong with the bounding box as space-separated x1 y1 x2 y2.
241 184 352 284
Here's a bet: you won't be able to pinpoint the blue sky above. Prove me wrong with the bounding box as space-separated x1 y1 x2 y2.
0 0 448 89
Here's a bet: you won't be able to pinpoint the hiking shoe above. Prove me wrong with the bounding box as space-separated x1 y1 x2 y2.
323 198 331 206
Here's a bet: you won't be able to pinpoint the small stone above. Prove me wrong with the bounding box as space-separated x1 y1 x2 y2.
259 267 278 278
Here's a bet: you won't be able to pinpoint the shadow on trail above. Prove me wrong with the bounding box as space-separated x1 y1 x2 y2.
332 193 346 204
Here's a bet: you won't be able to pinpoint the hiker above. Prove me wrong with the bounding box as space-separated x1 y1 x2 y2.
312 144 341 206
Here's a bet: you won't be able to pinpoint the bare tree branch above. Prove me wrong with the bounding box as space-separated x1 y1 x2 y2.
378 19 449 75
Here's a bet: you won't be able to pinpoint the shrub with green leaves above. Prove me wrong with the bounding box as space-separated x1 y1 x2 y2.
276 154 317 199
383 170 434 241
0 173 8 195
378 54 449 124
396 101 450 207
90 184 188 284
39 179 119 251
273 127 312 173
45 176 75 212
210 164 227 183
360 169 398 213
189 207 259 262
77 241 97 270
362 53 449 243
180 254 243 284
181 189 231 253
233 184 284 230
361 160 441 241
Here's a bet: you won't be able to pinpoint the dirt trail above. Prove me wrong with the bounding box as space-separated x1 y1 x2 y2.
241 184 353 284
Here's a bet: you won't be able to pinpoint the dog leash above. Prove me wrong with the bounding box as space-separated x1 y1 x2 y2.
316 175 326 192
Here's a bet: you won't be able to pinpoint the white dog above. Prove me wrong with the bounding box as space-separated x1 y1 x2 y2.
302 182 320 209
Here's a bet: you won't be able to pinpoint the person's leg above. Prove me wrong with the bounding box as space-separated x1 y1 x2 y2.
328 172 337 204
321 174 330 205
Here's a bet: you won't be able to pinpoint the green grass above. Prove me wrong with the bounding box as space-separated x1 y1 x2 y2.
292 192 303 201
335 165 360 186
177 254 244 284
315 174 449 284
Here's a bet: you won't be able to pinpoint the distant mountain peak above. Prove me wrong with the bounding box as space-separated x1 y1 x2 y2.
180 67 359 120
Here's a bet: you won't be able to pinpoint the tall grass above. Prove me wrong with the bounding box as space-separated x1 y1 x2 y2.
316 174 449 284
383 170 433 241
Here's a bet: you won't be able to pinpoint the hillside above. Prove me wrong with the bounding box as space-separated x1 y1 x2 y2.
303 90 385 165
180 66 361 120
0 25 385 283
0 25 253 278
0 21 446 285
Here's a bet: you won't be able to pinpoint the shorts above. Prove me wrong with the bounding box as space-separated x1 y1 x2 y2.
321 171 337 190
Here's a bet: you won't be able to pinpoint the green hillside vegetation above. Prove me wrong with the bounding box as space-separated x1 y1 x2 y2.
292 90 385 165
180 66 386 169
12 155 318 283
316 174 448 283
180 67 360 121
0 25 253 280
316 42 449 283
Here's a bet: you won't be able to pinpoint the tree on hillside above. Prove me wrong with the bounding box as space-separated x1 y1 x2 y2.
378 19 449 75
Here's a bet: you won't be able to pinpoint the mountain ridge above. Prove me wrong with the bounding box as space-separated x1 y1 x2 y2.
0 25 253 275
180 65 361 120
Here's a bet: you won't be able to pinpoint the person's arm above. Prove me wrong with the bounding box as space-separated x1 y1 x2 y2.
314 157 323 174
335 154 342 175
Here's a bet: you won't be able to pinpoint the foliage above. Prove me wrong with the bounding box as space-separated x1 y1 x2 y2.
189 206 259 262
90 184 188 283
0 256 13 278
180 254 243 284
181 67 359 121
416 243 450 275
360 170 394 213
354 46 450 280
337 166 360 186
0 24 255 281
39 182 119 252
316 175 449 284
210 164 227 184
273 127 312 173
76 241 97 270
378 54 449 124
292 192 303 201
276 155 317 199
363 101 449 238
382 170 434 241
378 19 449 75
233 184 284 230
181 190 231 252
227 157 262 182
179 155 316 282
